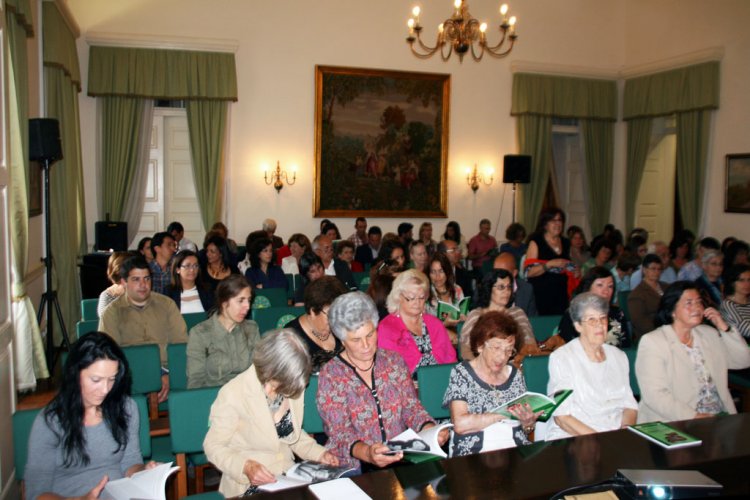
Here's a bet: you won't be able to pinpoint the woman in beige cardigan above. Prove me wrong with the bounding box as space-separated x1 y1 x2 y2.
204 329 338 496
636 281 750 423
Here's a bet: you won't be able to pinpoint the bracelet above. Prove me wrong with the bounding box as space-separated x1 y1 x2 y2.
542 263 548 272
523 424 535 434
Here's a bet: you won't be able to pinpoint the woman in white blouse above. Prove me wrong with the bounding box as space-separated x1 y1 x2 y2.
546 292 638 440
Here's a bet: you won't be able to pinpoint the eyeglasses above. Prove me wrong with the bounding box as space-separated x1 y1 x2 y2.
483 342 516 356
493 284 512 291
679 298 704 309
180 264 200 270
402 293 428 303
579 316 608 327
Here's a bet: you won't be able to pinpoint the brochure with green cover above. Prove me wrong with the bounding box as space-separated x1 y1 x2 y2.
436 297 471 320
490 389 573 422
628 421 702 449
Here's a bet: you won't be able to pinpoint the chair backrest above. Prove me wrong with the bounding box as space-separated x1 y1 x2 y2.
12 407 41 481
618 291 632 321
81 298 99 321
276 314 297 329
302 374 324 434
529 315 562 342
252 306 304 335
168 343 188 391
622 347 640 397
168 386 221 454
76 319 100 339
184 311 208 332
352 271 368 286
123 344 163 395
416 362 458 420
522 355 550 394
253 288 287 308
131 394 152 457
285 273 296 301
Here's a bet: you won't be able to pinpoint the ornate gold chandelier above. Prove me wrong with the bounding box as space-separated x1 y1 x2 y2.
406 1 518 62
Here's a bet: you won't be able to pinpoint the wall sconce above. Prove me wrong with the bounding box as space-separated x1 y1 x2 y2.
264 161 296 193
466 164 493 192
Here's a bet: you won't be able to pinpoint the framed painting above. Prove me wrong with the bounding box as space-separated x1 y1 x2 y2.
314 65 450 217
725 153 750 213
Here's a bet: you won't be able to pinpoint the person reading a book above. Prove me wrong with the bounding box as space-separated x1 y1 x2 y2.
545 293 638 441
635 281 750 423
426 252 466 342
25 332 157 500
317 292 449 471
460 269 552 364
443 311 540 456
203 329 338 497
377 269 457 376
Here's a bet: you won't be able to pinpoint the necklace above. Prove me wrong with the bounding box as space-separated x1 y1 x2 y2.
265 389 284 412
303 316 331 342
344 351 375 372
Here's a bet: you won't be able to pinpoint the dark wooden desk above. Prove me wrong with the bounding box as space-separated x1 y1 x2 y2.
254 413 750 499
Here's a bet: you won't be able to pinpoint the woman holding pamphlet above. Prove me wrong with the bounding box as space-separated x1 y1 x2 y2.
318 292 449 471
443 311 540 456
204 329 338 497
25 332 157 499
636 281 750 423
426 252 467 341
545 293 638 441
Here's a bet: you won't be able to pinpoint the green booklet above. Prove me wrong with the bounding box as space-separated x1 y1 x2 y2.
628 421 702 449
490 389 573 423
436 296 471 320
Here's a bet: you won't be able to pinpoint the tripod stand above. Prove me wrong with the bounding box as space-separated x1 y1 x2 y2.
36 157 71 369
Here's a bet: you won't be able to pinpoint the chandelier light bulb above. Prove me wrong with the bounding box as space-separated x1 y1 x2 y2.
408 18 415 29
480 22 487 33
509 15 517 26
412 6 421 17
500 4 509 16
438 22 444 33
454 0 462 10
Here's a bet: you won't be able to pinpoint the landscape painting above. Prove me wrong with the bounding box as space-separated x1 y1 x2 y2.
314 65 449 217
726 153 750 213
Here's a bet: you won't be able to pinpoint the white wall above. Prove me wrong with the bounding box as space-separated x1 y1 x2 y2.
68 0 749 247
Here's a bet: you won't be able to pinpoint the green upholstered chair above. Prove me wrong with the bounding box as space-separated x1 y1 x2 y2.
522 355 550 394
252 306 304 335
168 343 188 391
285 273 296 301
417 362 458 420
622 347 640 398
352 271 368 286
358 276 371 292
302 374 324 434
132 393 152 457
76 319 100 339
168 386 221 498
253 288 288 308
12 407 41 485
529 315 563 342
183 311 208 333
81 298 99 320
123 344 163 420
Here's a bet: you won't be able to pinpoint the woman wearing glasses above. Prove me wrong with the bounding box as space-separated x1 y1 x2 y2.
546 293 638 441
168 250 214 313
377 269 457 376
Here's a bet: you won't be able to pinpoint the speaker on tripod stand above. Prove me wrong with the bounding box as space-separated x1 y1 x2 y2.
29 118 72 369
503 154 531 223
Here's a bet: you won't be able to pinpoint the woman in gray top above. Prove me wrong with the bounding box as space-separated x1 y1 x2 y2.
187 274 261 388
25 332 154 499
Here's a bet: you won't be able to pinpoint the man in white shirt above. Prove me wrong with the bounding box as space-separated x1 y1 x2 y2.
347 217 368 248
313 234 356 289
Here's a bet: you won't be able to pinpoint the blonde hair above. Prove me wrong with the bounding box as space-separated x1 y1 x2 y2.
386 269 429 314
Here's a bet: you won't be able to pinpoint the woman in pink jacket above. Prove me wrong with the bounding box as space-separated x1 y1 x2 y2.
377 269 457 376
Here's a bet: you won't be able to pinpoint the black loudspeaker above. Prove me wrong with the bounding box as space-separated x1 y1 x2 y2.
503 154 531 184
95 221 128 252
29 118 63 162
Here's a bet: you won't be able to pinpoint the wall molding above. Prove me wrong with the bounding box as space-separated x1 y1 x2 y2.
511 60 620 80
85 31 239 53
619 46 724 79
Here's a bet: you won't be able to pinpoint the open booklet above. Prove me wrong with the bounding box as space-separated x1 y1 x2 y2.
386 422 453 459
628 421 703 449
101 462 179 500
258 461 356 492
436 297 471 320
490 389 572 422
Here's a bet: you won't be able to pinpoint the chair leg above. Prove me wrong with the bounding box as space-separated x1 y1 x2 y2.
195 464 206 493
175 453 188 499
148 393 158 420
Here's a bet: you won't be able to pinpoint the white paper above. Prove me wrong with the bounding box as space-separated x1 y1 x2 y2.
258 475 310 492
309 478 371 500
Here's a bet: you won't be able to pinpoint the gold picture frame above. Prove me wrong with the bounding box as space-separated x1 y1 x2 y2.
725 153 750 213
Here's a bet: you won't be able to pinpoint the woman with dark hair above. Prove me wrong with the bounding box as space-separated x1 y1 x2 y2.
443 220 467 260
187 275 260 388
426 252 465 338
285 276 348 373
25 332 155 499
281 233 312 275
499 222 527 263
168 250 214 313
245 237 287 290
722 240 749 283
581 238 616 276
375 239 406 273
668 234 692 273
136 237 153 263
525 207 575 315
336 240 363 272
321 222 341 240
202 234 240 292
627 254 667 340
558 266 631 348
635 281 750 423
567 225 590 269
210 221 238 254
293 253 326 306
720 264 750 339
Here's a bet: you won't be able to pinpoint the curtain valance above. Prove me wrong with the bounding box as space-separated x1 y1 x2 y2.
623 61 719 120
87 46 238 101
511 73 617 121
5 0 34 35
42 1 81 91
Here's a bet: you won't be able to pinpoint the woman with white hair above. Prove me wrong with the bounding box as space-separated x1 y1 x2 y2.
377 269 457 376
317 292 448 471
204 329 338 496
546 292 638 441
695 249 724 308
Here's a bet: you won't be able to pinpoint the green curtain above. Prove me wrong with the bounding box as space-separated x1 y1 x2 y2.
43 2 86 351
100 97 146 221
88 46 238 101
186 100 227 230
7 0 48 388
517 114 553 230
580 119 615 233
512 73 617 120
624 118 653 232
676 110 711 235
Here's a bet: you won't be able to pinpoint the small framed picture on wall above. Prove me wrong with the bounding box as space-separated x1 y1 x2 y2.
725 153 750 213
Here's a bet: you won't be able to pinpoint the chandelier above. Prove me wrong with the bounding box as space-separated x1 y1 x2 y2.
406 1 518 62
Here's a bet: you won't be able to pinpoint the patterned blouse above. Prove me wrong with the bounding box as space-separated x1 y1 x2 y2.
683 337 725 415
317 349 434 469
442 361 529 456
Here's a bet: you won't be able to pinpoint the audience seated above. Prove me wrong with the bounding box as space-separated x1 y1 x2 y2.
313 234 356 290
281 233 312 275
467 218 498 278
348 216 368 248
397 222 414 248
611 252 641 297
202 233 241 292
694 249 724 308
336 240 363 273
374 239 407 274
239 229 269 274
493 252 538 317
581 238 615 276
210 221 238 254
668 231 694 273
426 252 465 342
262 218 284 250
293 253 325 306
321 221 342 241
409 240 429 274
499 222 527 265
720 264 750 339
168 221 198 253
167 250 214 313
137 236 154 263
566 225 590 269
149 231 177 295
677 236 720 281
245 237 288 290
97 251 132 317
439 239 474 298
628 254 668 340
418 222 437 256
722 240 749 283
443 221 468 262
354 225 382 267
630 241 677 288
